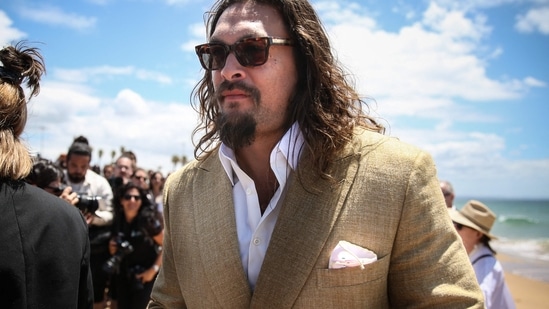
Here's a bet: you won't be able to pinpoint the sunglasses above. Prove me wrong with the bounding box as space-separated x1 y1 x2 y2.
133 175 148 181
46 186 64 196
195 36 293 71
453 222 464 231
123 194 141 201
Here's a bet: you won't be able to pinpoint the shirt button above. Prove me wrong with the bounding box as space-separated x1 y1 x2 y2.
253 238 261 245
246 188 252 195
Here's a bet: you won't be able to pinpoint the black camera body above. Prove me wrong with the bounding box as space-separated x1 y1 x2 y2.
103 234 134 275
54 184 100 214
127 265 146 290
139 209 163 237
75 193 100 214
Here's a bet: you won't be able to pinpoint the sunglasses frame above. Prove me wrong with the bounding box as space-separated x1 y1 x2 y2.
123 194 142 201
195 36 293 71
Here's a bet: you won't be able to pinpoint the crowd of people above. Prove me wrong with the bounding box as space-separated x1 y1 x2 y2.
2 0 520 308
30 138 166 309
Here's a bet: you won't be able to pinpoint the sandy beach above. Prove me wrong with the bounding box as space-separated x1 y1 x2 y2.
499 253 549 309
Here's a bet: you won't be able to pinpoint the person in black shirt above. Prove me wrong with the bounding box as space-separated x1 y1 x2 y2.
105 182 163 309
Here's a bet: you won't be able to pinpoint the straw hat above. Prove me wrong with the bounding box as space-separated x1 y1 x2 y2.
449 200 498 239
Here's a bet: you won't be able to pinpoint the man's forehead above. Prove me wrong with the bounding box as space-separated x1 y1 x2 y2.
212 3 284 39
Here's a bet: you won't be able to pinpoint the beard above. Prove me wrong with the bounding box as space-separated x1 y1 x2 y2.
215 81 261 150
67 172 85 184
216 112 257 149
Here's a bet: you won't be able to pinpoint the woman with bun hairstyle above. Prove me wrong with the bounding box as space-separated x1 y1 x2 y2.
0 42 93 308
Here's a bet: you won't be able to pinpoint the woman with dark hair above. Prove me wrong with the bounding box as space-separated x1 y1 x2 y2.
106 182 163 309
0 42 93 308
149 171 165 213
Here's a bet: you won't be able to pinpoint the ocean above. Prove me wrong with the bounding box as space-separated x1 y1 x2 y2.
454 197 549 283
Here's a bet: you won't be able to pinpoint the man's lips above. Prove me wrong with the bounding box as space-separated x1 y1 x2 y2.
222 90 249 100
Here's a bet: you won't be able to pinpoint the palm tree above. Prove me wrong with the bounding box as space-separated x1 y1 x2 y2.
111 150 116 163
98 149 103 166
171 155 180 171
181 155 188 166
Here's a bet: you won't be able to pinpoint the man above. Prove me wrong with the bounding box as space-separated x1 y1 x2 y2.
132 166 156 206
109 153 135 191
0 42 93 308
440 180 456 209
65 140 114 308
149 0 484 308
103 163 114 180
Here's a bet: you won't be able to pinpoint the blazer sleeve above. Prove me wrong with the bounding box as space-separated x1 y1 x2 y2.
387 150 484 308
149 168 188 308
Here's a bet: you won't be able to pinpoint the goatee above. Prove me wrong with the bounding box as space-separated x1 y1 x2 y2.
67 173 85 184
215 80 260 150
216 112 256 149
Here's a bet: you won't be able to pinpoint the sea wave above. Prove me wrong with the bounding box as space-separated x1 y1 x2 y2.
498 215 539 225
493 238 549 262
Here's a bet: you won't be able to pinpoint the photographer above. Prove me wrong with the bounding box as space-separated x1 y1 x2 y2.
105 182 163 309
64 138 114 309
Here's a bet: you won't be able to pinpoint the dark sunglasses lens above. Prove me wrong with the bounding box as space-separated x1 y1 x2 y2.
453 223 463 230
197 44 228 70
123 194 141 201
235 38 269 66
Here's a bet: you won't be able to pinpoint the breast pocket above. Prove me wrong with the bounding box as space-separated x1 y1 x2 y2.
315 255 389 288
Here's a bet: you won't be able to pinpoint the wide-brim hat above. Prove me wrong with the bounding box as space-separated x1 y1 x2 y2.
449 200 498 240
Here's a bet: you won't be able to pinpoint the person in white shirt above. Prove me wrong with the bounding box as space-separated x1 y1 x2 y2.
65 139 114 309
451 200 516 309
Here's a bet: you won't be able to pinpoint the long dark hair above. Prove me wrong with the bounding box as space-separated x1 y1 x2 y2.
192 0 384 181
113 182 152 215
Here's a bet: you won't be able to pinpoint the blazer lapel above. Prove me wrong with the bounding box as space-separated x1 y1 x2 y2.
193 156 252 308
251 148 360 308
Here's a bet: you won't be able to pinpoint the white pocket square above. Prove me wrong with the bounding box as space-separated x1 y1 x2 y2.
329 240 377 269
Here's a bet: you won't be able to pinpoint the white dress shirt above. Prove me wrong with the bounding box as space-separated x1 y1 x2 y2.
65 169 114 226
219 123 303 290
469 243 516 309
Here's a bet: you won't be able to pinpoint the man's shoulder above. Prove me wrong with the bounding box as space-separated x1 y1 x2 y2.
85 169 111 186
352 128 426 157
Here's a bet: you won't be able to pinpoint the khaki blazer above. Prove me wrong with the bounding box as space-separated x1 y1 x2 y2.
149 130 483 308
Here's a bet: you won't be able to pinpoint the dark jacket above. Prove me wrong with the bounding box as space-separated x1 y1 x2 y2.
0 180 93 309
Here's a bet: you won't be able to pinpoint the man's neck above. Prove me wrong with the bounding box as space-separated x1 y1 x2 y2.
235 138 280 214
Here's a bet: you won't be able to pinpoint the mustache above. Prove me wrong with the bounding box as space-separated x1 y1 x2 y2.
214 80 260 104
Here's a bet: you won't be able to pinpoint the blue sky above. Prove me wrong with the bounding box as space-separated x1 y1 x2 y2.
1 0 548 199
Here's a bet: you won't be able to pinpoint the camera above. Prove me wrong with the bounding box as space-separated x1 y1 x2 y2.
54 184 100 214
139 208 163 237
103 234 134 275
127 265 146 290
75 193 100 214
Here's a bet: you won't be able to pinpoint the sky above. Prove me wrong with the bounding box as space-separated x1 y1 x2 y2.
1 0 548 199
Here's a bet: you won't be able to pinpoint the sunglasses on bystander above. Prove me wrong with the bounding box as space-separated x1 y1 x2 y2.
123 194 141 201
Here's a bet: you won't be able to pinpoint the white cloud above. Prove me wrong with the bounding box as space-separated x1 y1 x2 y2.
515 6 549 34
16 1 548 197
314 1 549 198
26 80 198 174
0 10 26 44
325 4 526 110
524 76 547 87
52 66 172 84
19 6 96 31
